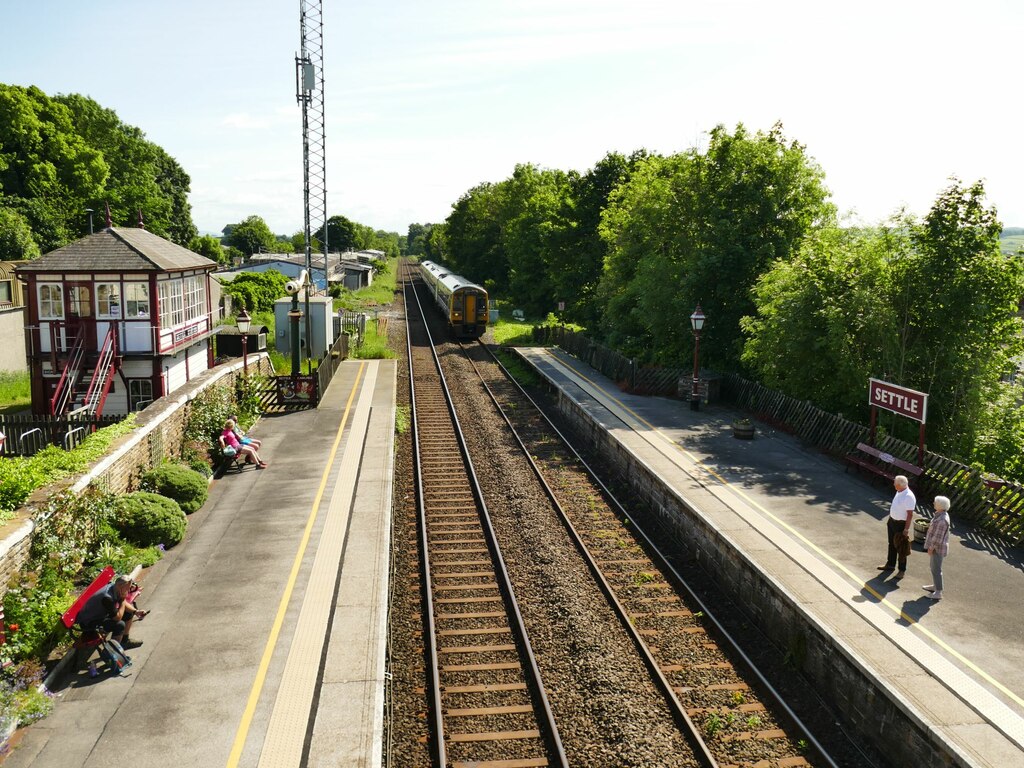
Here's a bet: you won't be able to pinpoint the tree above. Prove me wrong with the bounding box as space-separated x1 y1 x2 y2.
548 151 648 327
220 270 289 313
227 215 276 256
599 123 834 368
0 85 107 250
314 215 357 252
188 234 226 265
740 226 897 415
894 180 1024 456
740 180 1024 472
56 93 197 244
0 205 41 260
445 182 508 291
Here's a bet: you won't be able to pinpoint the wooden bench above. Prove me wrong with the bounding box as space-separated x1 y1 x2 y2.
844 442 923 483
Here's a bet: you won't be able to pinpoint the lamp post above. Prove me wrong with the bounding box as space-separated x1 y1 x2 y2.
236 308 251 377
689 304 705 411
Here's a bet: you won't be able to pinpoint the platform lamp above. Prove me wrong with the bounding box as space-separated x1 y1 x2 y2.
689 304 706 411
236 308 252 377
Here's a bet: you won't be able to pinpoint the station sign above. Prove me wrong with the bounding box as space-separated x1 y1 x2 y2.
868 378 927 424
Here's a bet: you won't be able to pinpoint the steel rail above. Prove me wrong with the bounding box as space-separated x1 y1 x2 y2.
404 267 568 768
472 340 843 768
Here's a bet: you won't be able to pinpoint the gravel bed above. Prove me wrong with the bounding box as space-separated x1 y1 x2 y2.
437 340 701 768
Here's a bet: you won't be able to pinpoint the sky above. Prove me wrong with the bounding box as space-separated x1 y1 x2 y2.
2 0 1023 237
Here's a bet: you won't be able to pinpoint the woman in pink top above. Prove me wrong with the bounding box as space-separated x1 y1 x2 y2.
219 419 267 468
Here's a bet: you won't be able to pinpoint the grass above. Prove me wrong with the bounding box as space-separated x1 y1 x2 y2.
0 370 31 414
999 235 1024 256
350 319 396 360
492 348 542 387
332 257 399 312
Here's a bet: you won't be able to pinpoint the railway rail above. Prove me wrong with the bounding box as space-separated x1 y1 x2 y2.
403 274 567 768
453 337 843 768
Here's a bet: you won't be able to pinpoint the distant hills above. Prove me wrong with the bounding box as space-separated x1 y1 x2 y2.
1000 228 1024 255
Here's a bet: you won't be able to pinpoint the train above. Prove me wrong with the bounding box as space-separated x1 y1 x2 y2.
419 260 489 338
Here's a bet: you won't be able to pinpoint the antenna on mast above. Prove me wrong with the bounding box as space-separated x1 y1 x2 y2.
296 0 328 372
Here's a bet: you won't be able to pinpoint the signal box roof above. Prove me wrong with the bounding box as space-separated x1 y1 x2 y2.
16 228 217 274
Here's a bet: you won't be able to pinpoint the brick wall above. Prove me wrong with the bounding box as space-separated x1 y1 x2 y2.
0 355 273 597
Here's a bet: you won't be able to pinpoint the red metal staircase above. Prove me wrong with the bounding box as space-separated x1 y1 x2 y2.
50 328 120 417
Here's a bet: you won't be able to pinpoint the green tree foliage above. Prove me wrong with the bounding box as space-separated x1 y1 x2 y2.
549 151 648 327
445 182 509 291
0 85 107 251
897 181 1024 457
220 270 288 313
227 215 276 255
742 180 1024 473
599 123 834 368
315 215 357 252
0 205 40 260
0 84 197 252
741 226 896 415
501 164 572 315
189 234 226 264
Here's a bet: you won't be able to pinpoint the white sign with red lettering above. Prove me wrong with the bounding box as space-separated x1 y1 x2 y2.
868 378 928 424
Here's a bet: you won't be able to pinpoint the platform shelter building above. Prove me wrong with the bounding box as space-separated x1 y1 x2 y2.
16 227 219 417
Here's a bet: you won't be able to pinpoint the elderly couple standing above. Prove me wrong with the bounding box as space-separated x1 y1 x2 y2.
877 475 951 600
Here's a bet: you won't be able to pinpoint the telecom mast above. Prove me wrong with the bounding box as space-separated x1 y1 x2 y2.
296 0 327 369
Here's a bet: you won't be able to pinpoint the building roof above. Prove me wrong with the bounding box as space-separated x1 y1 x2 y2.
15 228 217 274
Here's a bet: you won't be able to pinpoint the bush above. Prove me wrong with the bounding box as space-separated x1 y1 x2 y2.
1 568 77 663
113 492 186 548
141 463 208 514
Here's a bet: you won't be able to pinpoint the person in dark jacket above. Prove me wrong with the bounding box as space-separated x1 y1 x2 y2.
76 574 147 649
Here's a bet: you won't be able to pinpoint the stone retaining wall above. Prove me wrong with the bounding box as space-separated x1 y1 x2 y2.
544 381 960 768
0 356 272 599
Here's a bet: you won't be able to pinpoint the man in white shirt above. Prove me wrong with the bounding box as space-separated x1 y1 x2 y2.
878 475 915 576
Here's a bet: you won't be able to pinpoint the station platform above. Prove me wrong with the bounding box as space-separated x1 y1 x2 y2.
516 346 1024 767
8 359 396 768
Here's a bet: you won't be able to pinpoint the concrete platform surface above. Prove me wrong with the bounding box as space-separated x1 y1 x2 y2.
516 346 1024 768
8 360 395 768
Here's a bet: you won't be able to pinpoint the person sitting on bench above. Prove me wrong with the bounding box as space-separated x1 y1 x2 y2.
76 574 147 650
229 414 262 450
220 418 267 468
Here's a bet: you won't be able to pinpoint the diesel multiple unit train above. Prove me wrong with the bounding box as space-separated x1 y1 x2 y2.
419 260 489 338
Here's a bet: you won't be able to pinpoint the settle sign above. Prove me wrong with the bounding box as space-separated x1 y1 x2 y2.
868 379 927 424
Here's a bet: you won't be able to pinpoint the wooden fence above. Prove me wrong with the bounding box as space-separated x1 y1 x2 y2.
0 413 124 457
531 325 684 396
723 374 1024 546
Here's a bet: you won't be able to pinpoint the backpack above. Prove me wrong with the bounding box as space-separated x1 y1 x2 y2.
98 638 133 674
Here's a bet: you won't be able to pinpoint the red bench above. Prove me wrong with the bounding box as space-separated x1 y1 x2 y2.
61 566 115 667
844 442 923 483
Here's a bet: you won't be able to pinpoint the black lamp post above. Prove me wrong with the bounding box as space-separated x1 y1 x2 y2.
689 304 705 411
236 308 251 377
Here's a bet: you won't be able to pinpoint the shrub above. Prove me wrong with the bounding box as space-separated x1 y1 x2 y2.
113 492 186 548
1 568 77 663
0 661 54 728
141 463 208 514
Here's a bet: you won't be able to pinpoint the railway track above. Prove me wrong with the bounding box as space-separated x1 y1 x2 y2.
454 338 843 768
403 275 567 768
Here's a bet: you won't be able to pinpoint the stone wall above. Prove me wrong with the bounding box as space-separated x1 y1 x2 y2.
0 355 272 598
546 383 960 768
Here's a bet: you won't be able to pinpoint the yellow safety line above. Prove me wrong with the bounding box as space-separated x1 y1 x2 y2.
539 348 1024 709
226 362 367 768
